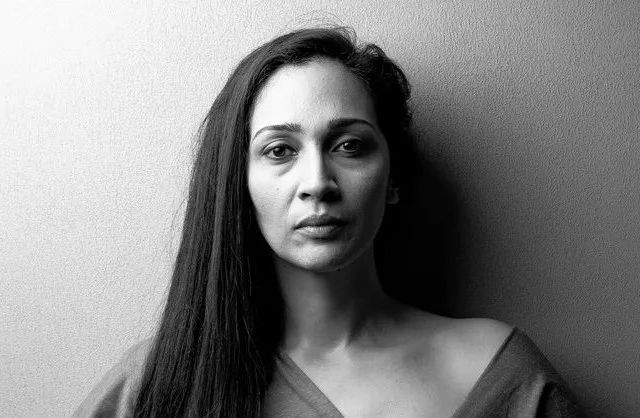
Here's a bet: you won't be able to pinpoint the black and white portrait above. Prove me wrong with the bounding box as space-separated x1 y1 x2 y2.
1 1 638 417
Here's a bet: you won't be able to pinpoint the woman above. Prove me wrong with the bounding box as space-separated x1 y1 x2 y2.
75 27 582 417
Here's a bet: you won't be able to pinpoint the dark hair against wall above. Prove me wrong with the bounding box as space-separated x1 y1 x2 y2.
133 26 421 417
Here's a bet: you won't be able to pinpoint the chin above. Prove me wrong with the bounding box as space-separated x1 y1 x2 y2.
282 244 369 273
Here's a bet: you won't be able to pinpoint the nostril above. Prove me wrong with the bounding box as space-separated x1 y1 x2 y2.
298 180 340 202
297 156 340 200
299 188 340 201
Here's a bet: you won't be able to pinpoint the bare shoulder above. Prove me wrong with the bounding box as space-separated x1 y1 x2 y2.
436 317 514 391
396 310 513 394
452 317 514 346
396 307 513 349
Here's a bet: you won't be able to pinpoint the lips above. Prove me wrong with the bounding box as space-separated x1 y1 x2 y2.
295 214 348 239
295 214 347 229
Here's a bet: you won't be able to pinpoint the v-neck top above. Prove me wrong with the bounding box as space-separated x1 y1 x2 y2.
73 328 583 417
262 327 583 417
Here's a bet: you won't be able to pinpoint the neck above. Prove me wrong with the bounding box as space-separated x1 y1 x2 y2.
275 247 397 358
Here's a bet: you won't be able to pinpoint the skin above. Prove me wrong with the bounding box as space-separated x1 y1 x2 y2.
247 58 389 274
247 58 395 353
247 58 513 417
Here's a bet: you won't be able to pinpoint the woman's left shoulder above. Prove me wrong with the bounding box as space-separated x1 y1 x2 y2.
444 317 584 416
450 317 515 345
402 313 583 415
398 311 514 388
433 317 515 386
451 318 557 374
405 313 514 365
398 310 513 351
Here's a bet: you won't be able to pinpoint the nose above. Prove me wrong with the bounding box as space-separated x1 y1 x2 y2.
297 151 340 202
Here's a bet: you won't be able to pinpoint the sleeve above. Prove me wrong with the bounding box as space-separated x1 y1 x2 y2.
455 328 584 417
501 330 584 417
72 340 151 418
533 380 584 417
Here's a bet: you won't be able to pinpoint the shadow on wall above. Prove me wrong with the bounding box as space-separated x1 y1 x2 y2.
374 112 600 417
374 126 466 317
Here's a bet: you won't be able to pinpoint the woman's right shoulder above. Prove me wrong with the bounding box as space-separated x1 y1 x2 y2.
73 338 154 418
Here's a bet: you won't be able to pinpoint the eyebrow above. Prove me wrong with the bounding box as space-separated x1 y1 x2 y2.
251 118 375 141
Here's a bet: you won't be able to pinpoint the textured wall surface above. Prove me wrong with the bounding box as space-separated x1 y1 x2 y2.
1 1 638 416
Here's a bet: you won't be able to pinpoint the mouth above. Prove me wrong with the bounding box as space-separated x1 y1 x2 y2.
295 214 347 229
295 214 347 238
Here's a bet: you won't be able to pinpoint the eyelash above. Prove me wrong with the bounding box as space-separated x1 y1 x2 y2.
336 139 364 153
263 139 366 160
264 144 295 159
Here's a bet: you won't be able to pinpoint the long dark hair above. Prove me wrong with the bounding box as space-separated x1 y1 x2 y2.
133 26 417 417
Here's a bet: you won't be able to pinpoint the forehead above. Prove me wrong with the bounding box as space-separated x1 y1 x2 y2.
249 59 377 137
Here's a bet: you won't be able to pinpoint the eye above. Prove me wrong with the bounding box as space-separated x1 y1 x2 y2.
335 139 365 155
264 144 296 159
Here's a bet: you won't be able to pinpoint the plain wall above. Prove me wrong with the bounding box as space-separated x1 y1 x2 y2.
1 1 638 416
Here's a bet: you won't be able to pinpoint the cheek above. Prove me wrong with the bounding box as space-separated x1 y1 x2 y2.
247 171 289 234
249 184 277 219
348 161 390 241
351 160 390 208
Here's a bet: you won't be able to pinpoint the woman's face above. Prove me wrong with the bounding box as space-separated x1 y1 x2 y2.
247 58 390 272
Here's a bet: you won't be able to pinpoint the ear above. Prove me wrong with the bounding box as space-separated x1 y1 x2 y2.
386 179 399 204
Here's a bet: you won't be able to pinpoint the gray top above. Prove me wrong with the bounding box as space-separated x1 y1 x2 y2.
263 327 583 417
74 327 582 417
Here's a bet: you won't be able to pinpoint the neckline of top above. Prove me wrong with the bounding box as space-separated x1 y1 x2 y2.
276 326 519 417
